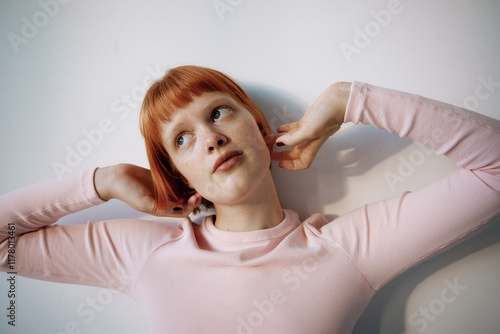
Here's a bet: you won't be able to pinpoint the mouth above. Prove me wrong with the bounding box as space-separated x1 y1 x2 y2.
212 150 244 174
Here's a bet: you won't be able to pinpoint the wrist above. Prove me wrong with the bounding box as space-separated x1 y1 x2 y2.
331 81 351 125
94 166 115 201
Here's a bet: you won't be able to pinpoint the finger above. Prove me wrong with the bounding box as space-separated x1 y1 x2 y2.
186 193 202 212
277 153 314 171
134 195 183 218
153 205 187 218
276 122 299 134
264 133 284 145
165 193 202 217
270 148 301 162
272 149 312 171
290 139 326 170
277 157 309 171
271 137 319 162
277 137 328 171
276 125 318 148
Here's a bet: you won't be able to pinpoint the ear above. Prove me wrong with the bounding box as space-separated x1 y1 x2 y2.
260 127 271 139
260 127 275 154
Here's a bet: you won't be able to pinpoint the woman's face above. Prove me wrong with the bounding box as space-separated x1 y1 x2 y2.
160 91 271 205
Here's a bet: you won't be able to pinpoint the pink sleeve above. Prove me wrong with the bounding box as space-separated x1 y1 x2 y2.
327 82 500 290
0 169 182 295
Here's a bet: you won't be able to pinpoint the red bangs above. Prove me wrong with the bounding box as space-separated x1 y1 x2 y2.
143 66 252 123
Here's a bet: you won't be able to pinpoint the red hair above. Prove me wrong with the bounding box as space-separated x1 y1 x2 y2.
140 65 271 213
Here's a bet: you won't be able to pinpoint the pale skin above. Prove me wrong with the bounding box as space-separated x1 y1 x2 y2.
94 82 351 231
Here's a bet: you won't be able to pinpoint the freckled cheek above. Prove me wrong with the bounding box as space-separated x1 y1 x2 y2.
240 134 271 167
168 155 201 189
183 159 206 186
234 122 263 146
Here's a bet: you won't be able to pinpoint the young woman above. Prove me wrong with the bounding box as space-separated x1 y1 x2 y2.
1 66 499 333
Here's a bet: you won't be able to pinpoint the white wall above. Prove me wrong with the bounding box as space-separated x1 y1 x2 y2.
1 0 499 333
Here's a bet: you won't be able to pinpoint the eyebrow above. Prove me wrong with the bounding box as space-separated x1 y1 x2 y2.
165 95 233 146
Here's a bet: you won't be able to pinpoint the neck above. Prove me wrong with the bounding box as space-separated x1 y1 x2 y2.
212 172 283 232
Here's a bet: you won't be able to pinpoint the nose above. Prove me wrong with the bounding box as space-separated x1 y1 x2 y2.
205 130 227 152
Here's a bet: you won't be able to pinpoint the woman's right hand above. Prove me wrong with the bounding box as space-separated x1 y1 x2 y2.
94 164 202 217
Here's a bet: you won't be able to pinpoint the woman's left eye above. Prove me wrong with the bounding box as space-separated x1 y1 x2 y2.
212 107 230 121
177 133 192 147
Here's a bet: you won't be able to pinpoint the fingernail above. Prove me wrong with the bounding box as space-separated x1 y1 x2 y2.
173 207 183 212
276 142 284 147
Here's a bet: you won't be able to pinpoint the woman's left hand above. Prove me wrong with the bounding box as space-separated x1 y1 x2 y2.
270 82 351 170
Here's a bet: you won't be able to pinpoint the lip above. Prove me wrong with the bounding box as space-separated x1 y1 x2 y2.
212 150 244 174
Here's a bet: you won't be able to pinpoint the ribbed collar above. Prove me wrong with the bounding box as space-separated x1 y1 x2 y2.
201 209 300 244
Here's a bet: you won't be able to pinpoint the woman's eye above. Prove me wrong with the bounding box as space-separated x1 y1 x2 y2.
175 107 229 147
177 133 192 147
212 107 230 121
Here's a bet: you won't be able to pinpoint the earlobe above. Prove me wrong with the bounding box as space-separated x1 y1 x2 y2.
193 192 203 207
260 127 274 151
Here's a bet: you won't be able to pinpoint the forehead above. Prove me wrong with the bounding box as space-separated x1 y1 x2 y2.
179 91 233 115
163 91 235 125
159 91 241 140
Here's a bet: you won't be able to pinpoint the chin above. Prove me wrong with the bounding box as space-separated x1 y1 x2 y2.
198 150 271 204
215 171 272 206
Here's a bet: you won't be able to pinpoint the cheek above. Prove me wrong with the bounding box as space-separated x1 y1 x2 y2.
240 121 269 147
176 159 201 188
166 152 198 190
239 124 271 163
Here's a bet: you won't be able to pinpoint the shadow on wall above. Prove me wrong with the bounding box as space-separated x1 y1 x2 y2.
353 215 500 334
244 82 411 220
246 82 500 333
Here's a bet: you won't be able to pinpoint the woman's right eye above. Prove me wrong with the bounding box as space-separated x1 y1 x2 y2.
177 133 192 147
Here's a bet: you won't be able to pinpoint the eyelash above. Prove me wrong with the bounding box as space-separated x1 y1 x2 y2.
175 106 231 148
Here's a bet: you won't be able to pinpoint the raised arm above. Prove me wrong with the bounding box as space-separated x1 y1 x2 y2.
274 81 500 289
340 82 500 289
0 165 193 294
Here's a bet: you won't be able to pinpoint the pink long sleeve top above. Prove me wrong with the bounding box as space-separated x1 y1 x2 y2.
1 82 500 334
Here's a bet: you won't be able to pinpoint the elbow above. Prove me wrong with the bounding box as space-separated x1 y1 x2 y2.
478 169 500 194
0 246 10 273
0 237 15 273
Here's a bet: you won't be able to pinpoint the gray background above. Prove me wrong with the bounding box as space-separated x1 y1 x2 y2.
1 0 499 333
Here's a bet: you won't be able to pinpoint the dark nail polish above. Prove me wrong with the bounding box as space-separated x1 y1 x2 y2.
173 207 183 212
276 142 284 147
